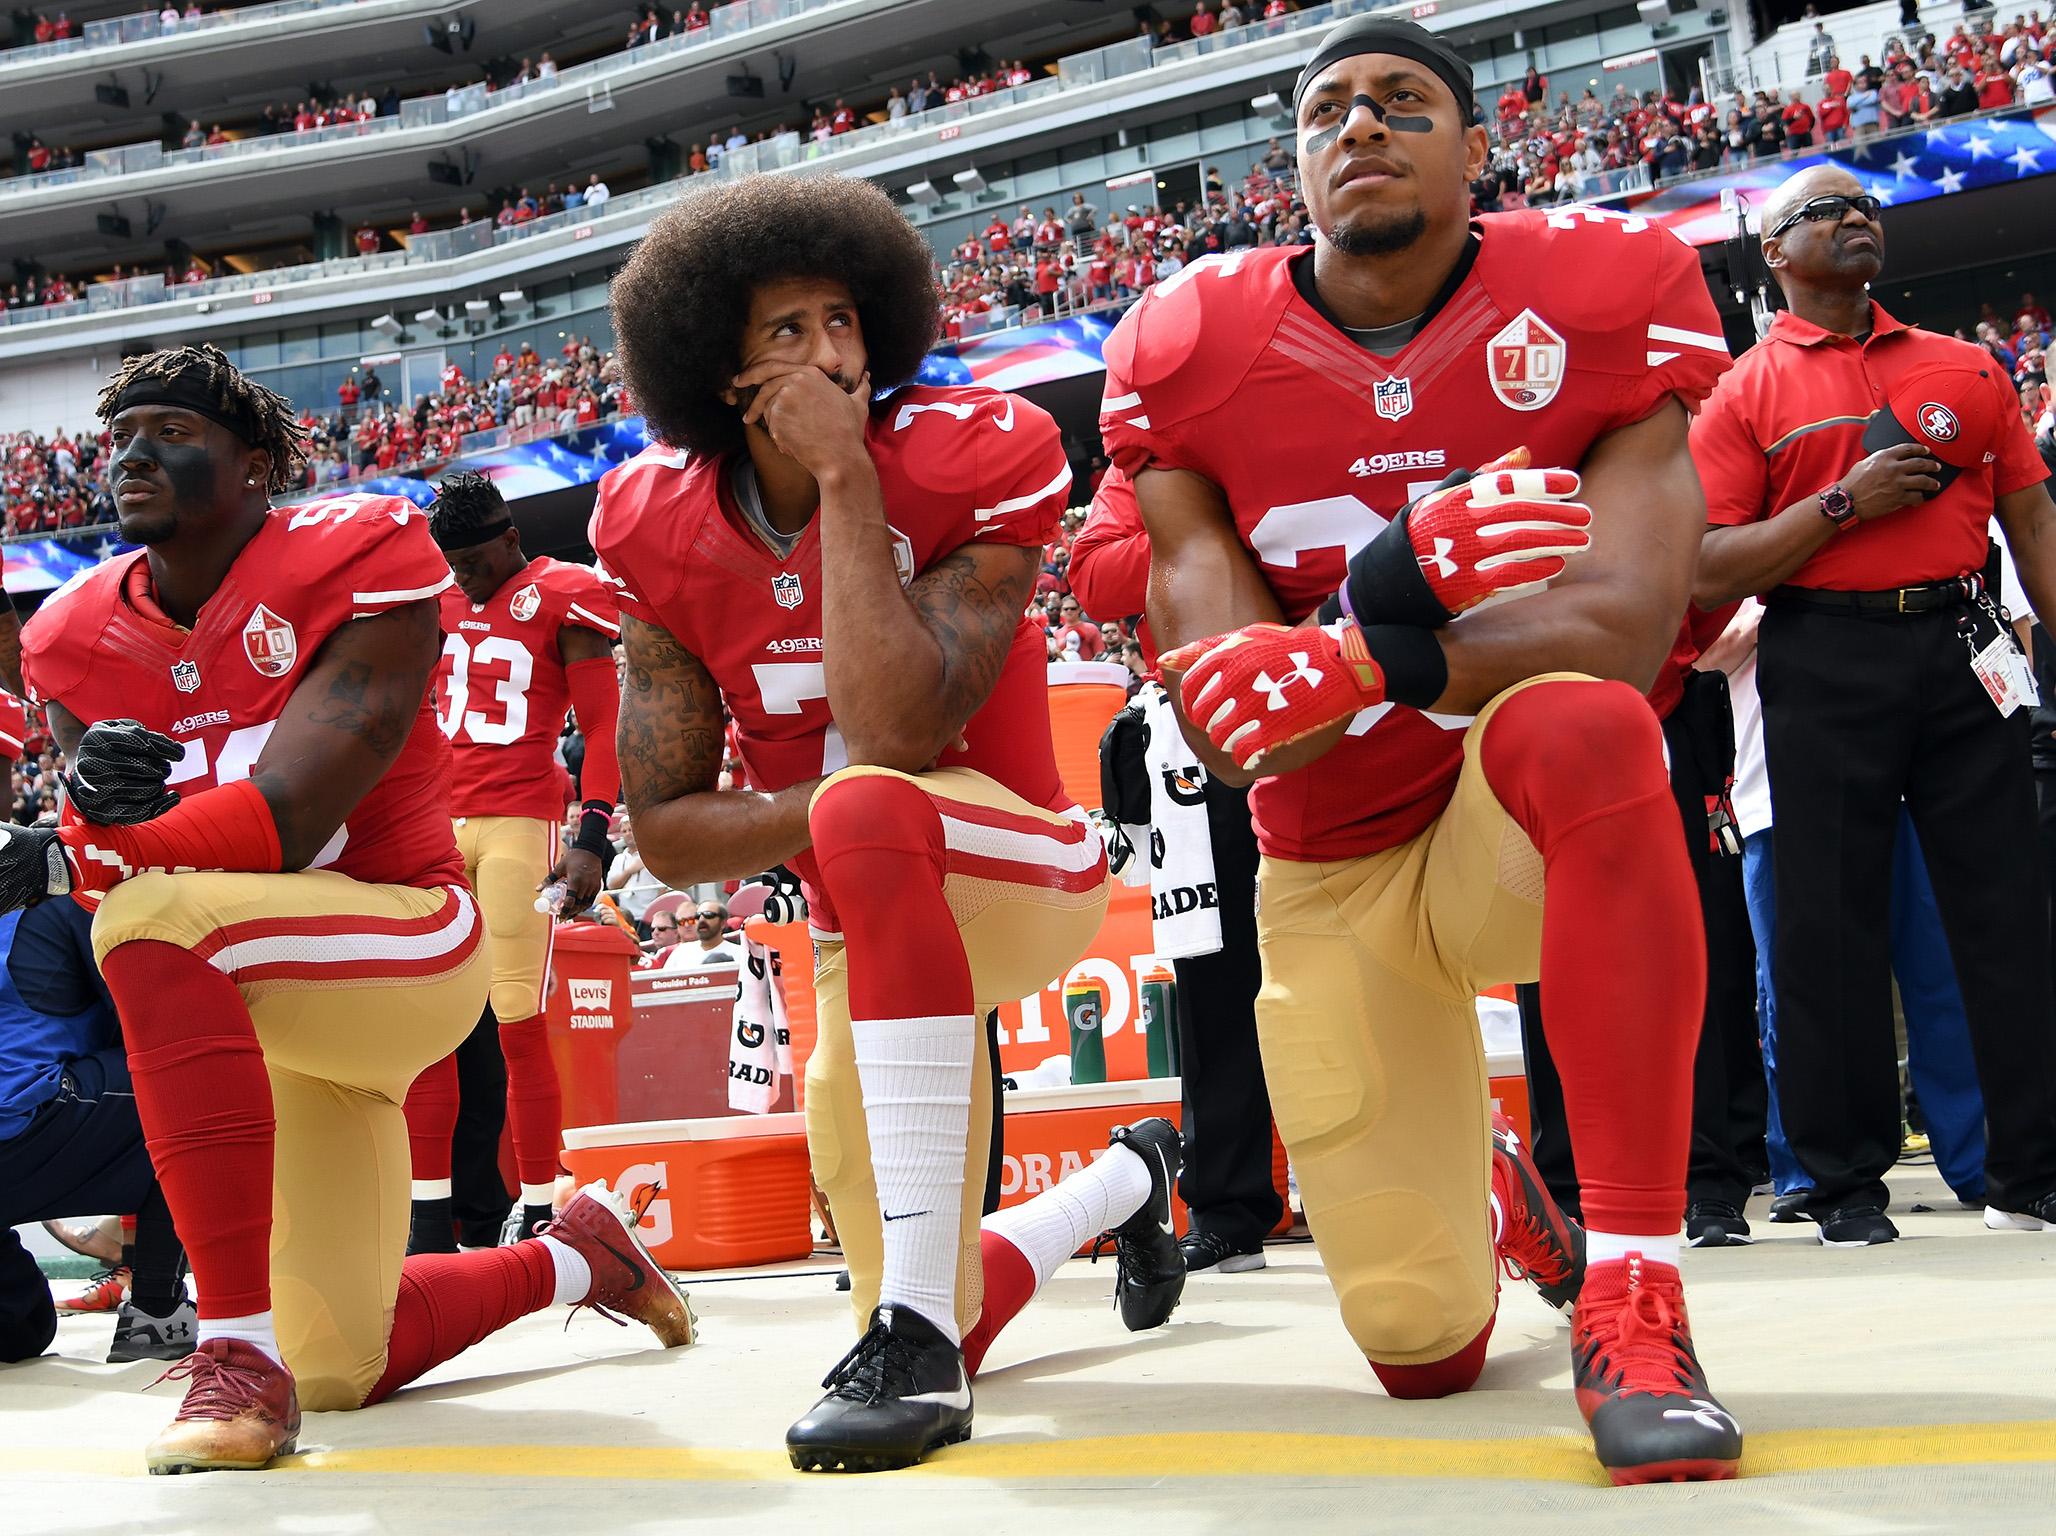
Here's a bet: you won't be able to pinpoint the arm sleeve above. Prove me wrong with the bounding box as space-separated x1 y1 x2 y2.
1068 467 1150 621
1689 376 1774 528
565 655 622 809
1607 226 1734 430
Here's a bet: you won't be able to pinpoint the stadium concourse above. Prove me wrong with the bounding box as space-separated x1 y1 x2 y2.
7 1164 2056 1532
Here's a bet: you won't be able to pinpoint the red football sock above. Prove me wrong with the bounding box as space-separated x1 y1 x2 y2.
402 1053 459 1183
961 1228 1038 1379
1480 681 1701 1236
497 1013 562 1187
101 940 274 1320
363 1242 557 1405
1370 1312 1496 1400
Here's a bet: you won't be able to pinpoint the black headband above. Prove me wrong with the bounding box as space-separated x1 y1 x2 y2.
1293 16 1477 126
431 517 515 551
103 376 263 446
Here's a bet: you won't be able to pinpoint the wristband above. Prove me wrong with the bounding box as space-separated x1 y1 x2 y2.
573 804 616 863
1357 622 1450 711
1331 508 1453 630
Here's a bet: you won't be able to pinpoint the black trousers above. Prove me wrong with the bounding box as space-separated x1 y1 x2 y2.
450 1004 512 1246
0 1049 180 1361
1173 776 1280 1245
1517 675 1766 1218
1761 600 2056 1214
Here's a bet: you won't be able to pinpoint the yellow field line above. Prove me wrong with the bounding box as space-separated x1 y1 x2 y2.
5 1423 2056 1484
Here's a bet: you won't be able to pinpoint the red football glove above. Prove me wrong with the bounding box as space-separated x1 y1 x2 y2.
1335 453 1593 628
1405 465 1591 615
1163 619 1385 774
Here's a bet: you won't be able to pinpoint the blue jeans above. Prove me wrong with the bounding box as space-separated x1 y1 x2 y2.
1744 810 1988 1201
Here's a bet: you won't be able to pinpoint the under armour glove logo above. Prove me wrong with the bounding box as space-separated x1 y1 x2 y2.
1252 655 1323 711
64 719 184 826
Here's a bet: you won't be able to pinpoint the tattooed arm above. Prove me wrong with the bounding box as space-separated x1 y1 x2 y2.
252 601 441 868
616 614 818 887
816 450 1040 771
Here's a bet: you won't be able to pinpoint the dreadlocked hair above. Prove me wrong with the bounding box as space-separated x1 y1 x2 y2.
95 343 308 495
429 469 510 544
609 174 939 458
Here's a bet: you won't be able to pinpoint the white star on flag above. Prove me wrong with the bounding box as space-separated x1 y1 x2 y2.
1935 165 1967 194
1869 183 1896 205
93 540 116 560
2009 143 2042 175
1925 128 1953 147
1966 133 1996 160
1888 152 1919 179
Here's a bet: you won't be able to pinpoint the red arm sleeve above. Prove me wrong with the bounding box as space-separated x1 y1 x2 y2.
1067 466 1149 621
565 655 622 809
59 778 282 902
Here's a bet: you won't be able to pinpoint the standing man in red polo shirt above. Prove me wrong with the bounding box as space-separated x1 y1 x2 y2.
1693 164 2056 1245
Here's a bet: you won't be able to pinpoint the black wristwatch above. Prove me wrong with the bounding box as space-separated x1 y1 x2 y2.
1819 483 1857 530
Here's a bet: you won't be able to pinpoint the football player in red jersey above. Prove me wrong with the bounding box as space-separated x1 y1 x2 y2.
1103 16 1742 1483
402 472 624 1253
0 347 691 1474
596 176 1185 1471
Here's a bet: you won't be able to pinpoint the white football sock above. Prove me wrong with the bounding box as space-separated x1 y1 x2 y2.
519 1182 556 1209
981 1141 1153 1289
540 1234 592 1306
199 1310 281 1366
411 1179 452 1201
1587 1229 1683 1269
852 1012 977 1345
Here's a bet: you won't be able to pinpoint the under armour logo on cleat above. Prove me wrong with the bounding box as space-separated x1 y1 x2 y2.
1253 655 1322 711
1662 1400 1739 1435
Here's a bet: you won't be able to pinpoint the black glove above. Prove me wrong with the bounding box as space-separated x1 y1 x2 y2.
63 719 184 826
0 822 71 913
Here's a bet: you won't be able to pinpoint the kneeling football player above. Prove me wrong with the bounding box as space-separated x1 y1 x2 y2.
595 175 1184 1471
0 346 692 1474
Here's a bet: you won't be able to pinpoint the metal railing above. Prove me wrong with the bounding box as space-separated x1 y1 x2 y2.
0 0 1392 331
2 0 394 68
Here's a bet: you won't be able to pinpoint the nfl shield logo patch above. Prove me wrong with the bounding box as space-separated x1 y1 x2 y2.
1373 376 1413 421
1488 309 1567 412
242 604 298 678
508 583 541 622
772 572 804 610
170 659 201 694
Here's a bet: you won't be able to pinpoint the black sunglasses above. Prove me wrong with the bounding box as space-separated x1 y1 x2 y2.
1768 193 1882 240
695 910 725 921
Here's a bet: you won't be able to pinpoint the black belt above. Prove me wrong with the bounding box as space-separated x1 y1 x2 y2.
1767 579 1971 616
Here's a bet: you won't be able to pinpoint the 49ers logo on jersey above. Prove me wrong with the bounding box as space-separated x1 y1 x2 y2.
508 583 542 622
242 604 298 677
1488 309 1566 413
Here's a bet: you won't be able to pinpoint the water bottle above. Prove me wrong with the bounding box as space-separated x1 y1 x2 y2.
1140 965 1180 1079
533 880 570 917
1065 978 1106 1085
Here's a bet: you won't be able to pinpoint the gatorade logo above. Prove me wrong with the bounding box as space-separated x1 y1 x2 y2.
1000 1145 1106 1198
614 1160 673 1247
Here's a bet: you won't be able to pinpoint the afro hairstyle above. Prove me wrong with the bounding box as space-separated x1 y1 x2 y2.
609 174 939 457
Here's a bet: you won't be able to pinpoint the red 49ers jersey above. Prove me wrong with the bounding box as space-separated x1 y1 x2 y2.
435 555 620 819
589 383 1073 915
20 494 464 890
0 690 27 758
1100 209 1730 861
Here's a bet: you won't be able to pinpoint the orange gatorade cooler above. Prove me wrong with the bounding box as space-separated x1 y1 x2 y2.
561 1113 814 1271
1045 661 1131 808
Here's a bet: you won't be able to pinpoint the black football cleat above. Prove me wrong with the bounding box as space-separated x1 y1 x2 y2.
1092 1117 1187 1332
499 1200 554 1247
787 1305 972 1472
1572 1253 1742 1485
108 1296 198 1364
1685 1200 1753 1248
1491 1112 1585 1313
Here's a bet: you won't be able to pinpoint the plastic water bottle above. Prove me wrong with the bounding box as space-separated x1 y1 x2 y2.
1065 979 1106 1085
534 880 570 917
1140 966 1180 1078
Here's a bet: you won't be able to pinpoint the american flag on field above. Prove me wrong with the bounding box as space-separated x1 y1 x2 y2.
916 311 1120 393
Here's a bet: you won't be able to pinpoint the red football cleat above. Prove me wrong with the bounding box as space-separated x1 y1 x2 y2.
145 1338 301 1475
544 1181 696 1348
55 1265 130 1315
1490 1113 1584 1313
1571 1254 1743 1485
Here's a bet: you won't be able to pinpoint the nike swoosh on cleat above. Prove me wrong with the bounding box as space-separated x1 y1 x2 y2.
1153 1147 1175 1235
906 1369 972 1409
594 1233 647 1291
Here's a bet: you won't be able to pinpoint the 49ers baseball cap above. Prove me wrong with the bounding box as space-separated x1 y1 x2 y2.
1860 362 2004 494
